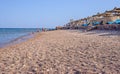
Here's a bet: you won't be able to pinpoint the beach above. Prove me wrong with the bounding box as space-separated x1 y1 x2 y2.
0 30 120 74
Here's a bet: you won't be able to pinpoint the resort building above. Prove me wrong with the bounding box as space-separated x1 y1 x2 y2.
64 7 120 30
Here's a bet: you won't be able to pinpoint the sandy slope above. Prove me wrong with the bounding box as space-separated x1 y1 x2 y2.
0 30 120 74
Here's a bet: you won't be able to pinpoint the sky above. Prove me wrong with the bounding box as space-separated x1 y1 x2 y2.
0 0 120 28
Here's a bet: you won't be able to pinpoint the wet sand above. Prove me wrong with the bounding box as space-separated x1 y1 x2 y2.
0 30 120 74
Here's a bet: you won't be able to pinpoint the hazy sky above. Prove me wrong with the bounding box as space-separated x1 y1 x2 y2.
0 0 120 28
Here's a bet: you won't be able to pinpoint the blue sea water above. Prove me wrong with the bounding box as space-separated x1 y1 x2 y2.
0 28 41 47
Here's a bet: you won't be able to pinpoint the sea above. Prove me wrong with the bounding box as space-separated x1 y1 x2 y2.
0 28 41 48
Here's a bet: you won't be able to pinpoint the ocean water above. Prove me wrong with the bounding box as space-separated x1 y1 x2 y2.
0 28 41 47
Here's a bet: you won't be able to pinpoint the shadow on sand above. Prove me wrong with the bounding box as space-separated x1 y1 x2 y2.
84 30 120 36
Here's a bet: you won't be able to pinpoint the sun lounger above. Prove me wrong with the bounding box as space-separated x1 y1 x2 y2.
82 24 89 27
114 19 120 24
92 22 100 26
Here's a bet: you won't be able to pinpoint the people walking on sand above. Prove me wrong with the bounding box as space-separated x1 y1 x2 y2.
36 28 40 32
42 28 47 32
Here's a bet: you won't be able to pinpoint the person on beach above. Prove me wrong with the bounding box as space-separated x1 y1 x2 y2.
42 28 46 32
36 28 40 32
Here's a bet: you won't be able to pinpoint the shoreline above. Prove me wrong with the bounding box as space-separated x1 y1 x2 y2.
0 30 120 73
0 29 119 49
0 29 119 48
0 32 36 48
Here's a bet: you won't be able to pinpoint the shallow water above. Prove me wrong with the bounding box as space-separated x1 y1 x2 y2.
0 28 41 47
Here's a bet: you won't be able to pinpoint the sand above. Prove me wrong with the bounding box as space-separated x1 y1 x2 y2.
0 30 120 74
